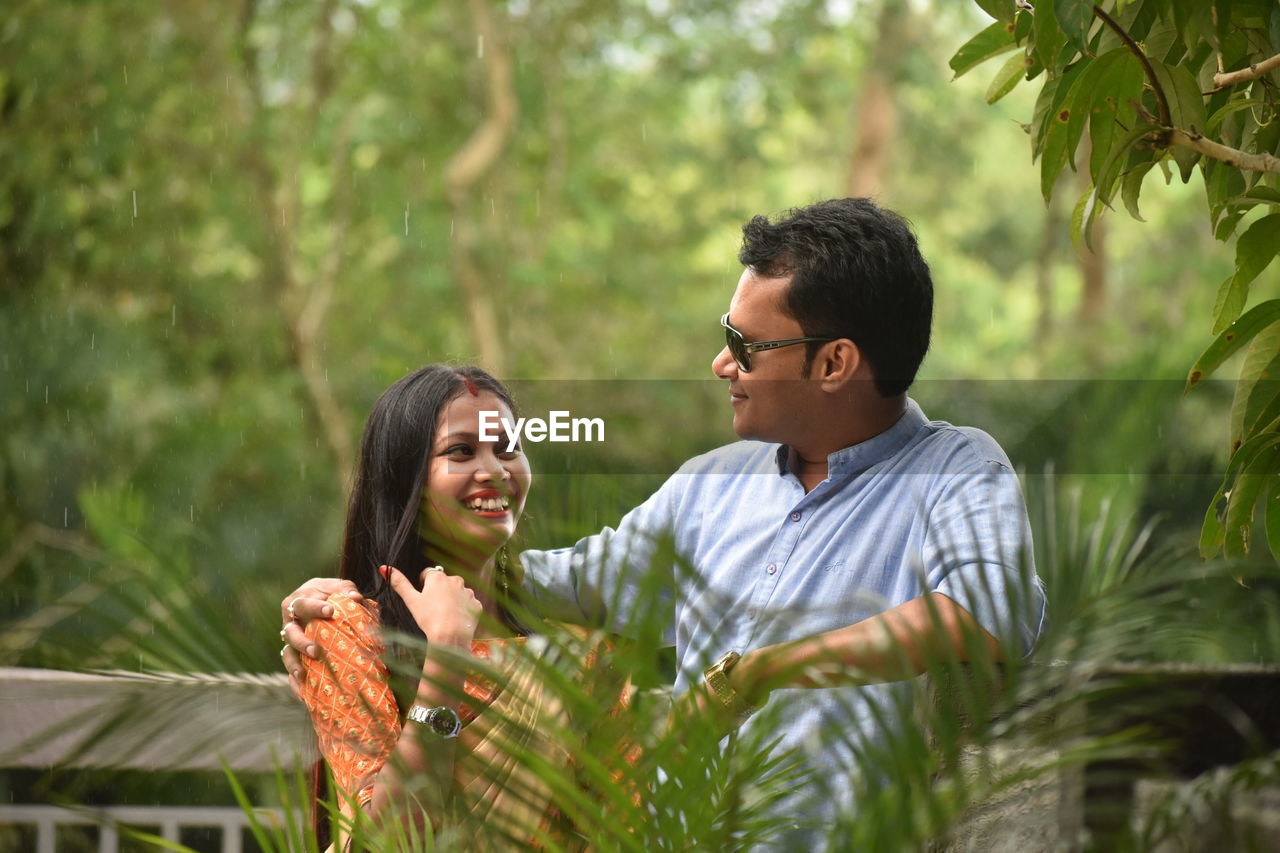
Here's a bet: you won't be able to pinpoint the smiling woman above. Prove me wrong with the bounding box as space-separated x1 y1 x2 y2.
291 365 633 851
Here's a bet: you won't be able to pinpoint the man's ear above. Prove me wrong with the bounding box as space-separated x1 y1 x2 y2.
813 339 861 390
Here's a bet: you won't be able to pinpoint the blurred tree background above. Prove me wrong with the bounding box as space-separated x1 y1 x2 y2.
0 0 1249 675
10 0 1280 845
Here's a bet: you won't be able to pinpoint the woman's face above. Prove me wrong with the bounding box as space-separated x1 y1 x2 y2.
421 390 532 562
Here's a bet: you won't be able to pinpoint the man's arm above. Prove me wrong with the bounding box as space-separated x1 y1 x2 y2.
737 591 1000 694
680 592 1000 729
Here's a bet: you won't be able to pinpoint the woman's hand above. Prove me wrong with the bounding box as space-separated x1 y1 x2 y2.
381 565 481 649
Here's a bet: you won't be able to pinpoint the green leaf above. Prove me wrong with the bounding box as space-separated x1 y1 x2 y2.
976 0 1016 24
1121 159 1156 221
950 21 1018 79
985 51 1028 103
1213 214 1280 332
1227 427 1280 480
1238 373 1280 459
1031 0 1069 72
1099 125 1159 207
1087 55 1147 186
1077 124 1159 244
1151 61 1208 181
1224 447 1280 557
1265 475 1280 565
1190 302 1280 389
1200 479 1228 559
1070 182 1097 248
1065 51 1135 177
1174 0 1215 52
1055 0 1095 54
1143 15 1183 64
1245 186 1280 205
1230 321 1280 451
1032 61 1084 159
1213 271 1250 334
1207 98 1266 137
1206 158 1248 220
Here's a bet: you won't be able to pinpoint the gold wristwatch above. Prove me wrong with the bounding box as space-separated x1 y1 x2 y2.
703 650 761 723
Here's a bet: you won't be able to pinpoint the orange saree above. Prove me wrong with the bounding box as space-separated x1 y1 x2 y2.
300 593 637 851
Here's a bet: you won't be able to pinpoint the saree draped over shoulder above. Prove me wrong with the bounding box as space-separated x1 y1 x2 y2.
300 593 634 851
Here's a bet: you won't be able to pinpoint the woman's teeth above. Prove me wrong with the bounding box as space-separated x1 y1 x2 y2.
467 496 510 512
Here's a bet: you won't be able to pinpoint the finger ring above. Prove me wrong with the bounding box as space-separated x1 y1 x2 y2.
287 598 302 620
279 627 288 641
422 565 445 575
279 644 289 658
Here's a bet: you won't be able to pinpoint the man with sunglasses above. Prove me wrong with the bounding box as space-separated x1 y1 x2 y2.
282 198 1045 848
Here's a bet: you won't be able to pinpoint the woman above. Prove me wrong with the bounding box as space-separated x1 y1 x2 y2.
298 365 630 851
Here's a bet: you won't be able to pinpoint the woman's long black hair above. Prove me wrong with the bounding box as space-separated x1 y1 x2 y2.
315 364 523 849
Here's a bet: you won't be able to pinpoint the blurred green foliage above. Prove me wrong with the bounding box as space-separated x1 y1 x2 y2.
0 0 1252 678
953 0 1280 561
7 2 1280 844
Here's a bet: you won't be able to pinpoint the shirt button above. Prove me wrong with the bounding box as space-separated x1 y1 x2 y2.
766 563 778 574
747 609 757 619
790 511 801 522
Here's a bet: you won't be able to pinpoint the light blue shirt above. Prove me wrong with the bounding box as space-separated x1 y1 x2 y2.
521 399 1046 844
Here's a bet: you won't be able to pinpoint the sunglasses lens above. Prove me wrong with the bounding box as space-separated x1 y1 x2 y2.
725 328 750 371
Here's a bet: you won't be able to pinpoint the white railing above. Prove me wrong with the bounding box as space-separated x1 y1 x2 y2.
0 804 285 853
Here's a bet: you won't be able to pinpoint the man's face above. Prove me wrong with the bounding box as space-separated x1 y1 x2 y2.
711 268 821 444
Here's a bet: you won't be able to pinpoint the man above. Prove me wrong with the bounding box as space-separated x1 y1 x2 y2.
282 198 1046 846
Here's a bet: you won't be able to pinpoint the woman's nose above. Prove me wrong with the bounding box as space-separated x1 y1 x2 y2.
476 453 511 484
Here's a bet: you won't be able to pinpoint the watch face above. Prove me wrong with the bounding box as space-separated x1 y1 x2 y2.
428 707 460 738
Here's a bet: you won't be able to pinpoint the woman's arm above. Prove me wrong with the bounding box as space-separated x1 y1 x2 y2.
364 565 480 832
300 567 480 846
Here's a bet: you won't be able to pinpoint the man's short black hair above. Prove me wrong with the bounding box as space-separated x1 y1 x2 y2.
738 198 933 397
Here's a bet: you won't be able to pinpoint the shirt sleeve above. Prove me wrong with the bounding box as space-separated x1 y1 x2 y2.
299 594 401 799
519 473 685 643
924 459 1047 656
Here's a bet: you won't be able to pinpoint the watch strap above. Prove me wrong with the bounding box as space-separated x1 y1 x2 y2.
702 650 759 722
406 704 462 739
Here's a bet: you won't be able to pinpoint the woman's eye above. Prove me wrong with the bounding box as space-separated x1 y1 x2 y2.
497 436 521 456
444 444 473 457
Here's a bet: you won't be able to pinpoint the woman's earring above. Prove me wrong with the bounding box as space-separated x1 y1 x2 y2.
498 546 510 597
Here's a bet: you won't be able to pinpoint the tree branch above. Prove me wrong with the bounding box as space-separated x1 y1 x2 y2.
1212 54 1280 88
443 0 518 199
1170 127 1280 175
1093 5 1171 128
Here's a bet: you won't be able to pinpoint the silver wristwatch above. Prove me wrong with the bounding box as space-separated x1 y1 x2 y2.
406 704 462 739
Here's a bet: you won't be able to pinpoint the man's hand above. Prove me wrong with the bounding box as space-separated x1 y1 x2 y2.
280 577 362 696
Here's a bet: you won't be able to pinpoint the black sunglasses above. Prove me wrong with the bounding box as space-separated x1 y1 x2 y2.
720 313 836 373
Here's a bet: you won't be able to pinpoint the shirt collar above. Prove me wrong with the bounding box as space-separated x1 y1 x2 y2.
774 398 927 478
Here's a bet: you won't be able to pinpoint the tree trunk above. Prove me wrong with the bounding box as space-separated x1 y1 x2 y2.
1035 185 1065 344
444 0 517 377
845 1 910 199
236 0 355 477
